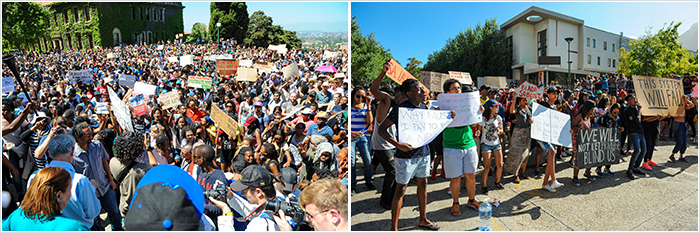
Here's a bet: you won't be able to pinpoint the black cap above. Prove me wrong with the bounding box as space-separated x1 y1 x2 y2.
278 167 298 193
546 87 559 94
124 183 201 230
230 165 272 191
480 85 490 91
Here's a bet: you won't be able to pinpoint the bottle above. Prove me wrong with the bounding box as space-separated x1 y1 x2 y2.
478 197 492 231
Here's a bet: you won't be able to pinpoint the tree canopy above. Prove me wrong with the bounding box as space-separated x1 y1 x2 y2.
351 16 394 86
2 2 51 52
404 57 423 79
185 22 209 44
209 2 248 43
423 18 510 79
244 10 301 49
617 22 698 77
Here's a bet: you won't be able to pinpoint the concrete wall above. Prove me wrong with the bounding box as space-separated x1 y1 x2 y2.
582 26 622 74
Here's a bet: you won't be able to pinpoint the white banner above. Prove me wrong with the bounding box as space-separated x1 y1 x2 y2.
167 56 178 63
95 102 109 114
180 55 194 66
239 59 253 67
158 91 181 109
133 82 157 101
107 53 116 59
323 50 338 59
282 63 299 79
2 77 15 93
107 87 134 132
531 102 572 148
156 45 164 50
437 92 482 127
68 70 93 84
118 74 136 87
398 108 453 148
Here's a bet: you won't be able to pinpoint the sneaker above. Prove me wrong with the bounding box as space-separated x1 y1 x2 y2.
466 199 479 210
627 170 636 180
654 147 659 151
604 169 615 176
451 202 461 216
447 187 452 195
669 155 677 162
481 186 489 194
534 167 541 177
551 180 564 189
543 184 556 193
641 162 652 171
572 178 580 187
583 173 596 181
494 182 505 189
647 160 658 166
595 168 604 177
626 150 633 154
440 169 446 178
679 157 688 163
568 159 575 168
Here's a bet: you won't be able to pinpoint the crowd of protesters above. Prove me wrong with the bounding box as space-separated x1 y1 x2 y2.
352 60 698 230
2 39 350 231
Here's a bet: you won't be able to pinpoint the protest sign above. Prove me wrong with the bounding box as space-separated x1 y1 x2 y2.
437 92 483 127
632 75 685 116
107 87 133 132
239 59 253 67
129 94 149 117
282 63 299 79
398 108 453 148
531 102 572 148
485 76 508 89
448 71 473 85
236 67 258 82
167 56 178 63
386 58 430 94
133 82 157 101
118 74 136 87
254 62 274 73
156 45 164 50
269 45 287 54
420 71 448 92
323 50 338 59
180 55 194 66
575 128 621 169
68 70 94 84
692 84 698 98
95 102 109 114
203 56 215 61
216 59 239 76
211 104 239 137
515 81 544 100
107 53 116 59
158 91 181 109
3 77 15 93
187 76 212 89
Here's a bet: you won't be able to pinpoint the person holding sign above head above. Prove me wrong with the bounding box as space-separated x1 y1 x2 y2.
378 79 454 231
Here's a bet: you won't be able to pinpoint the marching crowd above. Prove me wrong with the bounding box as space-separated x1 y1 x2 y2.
351 60 698 230
2 40 350 231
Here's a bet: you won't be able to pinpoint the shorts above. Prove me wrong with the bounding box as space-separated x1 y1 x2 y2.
443 147 479 178
536 140 554 152
393 155 431 185
481 143 502 153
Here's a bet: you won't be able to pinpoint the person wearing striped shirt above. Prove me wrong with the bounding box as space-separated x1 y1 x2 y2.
350 86 374 195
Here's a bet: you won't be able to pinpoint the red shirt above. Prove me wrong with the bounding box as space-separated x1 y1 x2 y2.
186 108 208 123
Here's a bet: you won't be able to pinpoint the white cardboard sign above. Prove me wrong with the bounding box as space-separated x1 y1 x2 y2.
437 92 483 127
531 102 572 148
398 108 453 148
108 87 134 132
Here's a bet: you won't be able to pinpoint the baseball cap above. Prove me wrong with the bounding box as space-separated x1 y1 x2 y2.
480 85 490 91
230 165 273 192
31 111 51 124
278 167 298 193
243 116 257 127
301 108 313 115
619 90 628 97
316 111 328 118
322 82 330 87
253 101 263 107
125 165 203 230
484 99 499 109
596 90 602 94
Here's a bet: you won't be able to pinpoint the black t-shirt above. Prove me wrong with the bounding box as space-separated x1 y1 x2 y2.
598 113 618 128
196 168 228 204
640 117 660 135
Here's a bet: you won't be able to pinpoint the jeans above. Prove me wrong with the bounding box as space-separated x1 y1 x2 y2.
94 188 122 230
373 149 396 206
644 132 658 162
628 133 647 171
672 121 688 154
351 135 372 189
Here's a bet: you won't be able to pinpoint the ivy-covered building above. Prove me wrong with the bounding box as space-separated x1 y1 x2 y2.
38 2 184 50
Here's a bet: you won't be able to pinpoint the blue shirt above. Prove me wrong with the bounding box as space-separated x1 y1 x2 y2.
316 91 332 105
306 123 334 138
28 161 101 228
72 141 111 197
2 209 90 231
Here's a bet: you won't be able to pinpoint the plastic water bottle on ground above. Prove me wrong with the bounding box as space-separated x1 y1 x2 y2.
478 197 492 231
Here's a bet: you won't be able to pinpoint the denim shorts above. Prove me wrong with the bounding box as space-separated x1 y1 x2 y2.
480 143 502 153
393 155 431 185
443 147 478 178
536 139 554 152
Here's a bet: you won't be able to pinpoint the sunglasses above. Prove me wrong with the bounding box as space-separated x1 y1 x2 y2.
186 134 195 137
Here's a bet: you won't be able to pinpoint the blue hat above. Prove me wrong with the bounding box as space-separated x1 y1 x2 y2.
484 99 499 109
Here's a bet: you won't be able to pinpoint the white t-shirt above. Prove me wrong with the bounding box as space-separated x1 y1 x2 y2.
478 115 502 146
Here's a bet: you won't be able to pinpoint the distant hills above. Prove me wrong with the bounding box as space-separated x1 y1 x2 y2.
281 21 348 33
679 22 698 53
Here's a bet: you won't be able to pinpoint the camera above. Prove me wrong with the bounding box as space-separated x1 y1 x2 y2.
203 184 228 201
263 198 306 226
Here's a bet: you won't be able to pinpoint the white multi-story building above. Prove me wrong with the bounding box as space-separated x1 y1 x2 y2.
501 6 634 87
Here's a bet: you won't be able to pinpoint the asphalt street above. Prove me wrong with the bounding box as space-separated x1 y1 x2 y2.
351 139 699 231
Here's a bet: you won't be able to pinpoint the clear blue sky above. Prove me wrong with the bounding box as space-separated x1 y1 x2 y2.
352 2 699 66
183 2 349 32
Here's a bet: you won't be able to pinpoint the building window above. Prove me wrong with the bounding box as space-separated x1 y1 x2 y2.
87 34 93 49
53 13 58 27
587 38 590 47
73 7 79 22
588 55 591 64
138 7 142 20
63 9 68 23
76 33 82 50
613 59 616 68
507 35 513 65
597 57 600 65
537 29 547 57
146 7 149 21
604 41 607 51
131 7 134 19
593 39 596 48
612 44 615 52
84 6 90 21
66 34 72 50
161 8 165 21
607 58 611 67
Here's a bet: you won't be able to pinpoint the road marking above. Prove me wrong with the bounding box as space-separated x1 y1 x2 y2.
515 178 553 197
656 163 698 177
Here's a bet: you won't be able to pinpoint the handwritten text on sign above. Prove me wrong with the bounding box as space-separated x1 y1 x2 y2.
216 59 239 76
420 71 449 92
95 102 109 114
68 70 93 84
531 102 572 148
188 76 212 89
437 92 482 127
448 71 473 85
3 77 15 93
632 75 685 116
385 59 430 94
158 91 181 109
398 108 453 148
108 87 134 132
516 81 544 100
118 74 136 87
211 104 239 137
575 128 621 169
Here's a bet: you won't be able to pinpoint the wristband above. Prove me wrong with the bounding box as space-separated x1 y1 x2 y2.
223 212 233 217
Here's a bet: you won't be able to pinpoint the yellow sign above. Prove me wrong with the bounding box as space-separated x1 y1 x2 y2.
632 75 685 116
211 105 238 137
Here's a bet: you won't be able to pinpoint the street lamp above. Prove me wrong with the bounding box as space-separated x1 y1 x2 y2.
565 37 574 87
216 22 221 43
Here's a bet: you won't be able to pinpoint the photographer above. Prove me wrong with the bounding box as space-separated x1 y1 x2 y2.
272 177 349 231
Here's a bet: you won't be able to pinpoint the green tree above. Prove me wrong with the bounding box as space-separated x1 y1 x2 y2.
351 16 393 86
423 18 510 78
209 2 248 43
185 22 209 44
404 57 423 79
617 22 698 77
245 11 300 48
2 2 51 52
